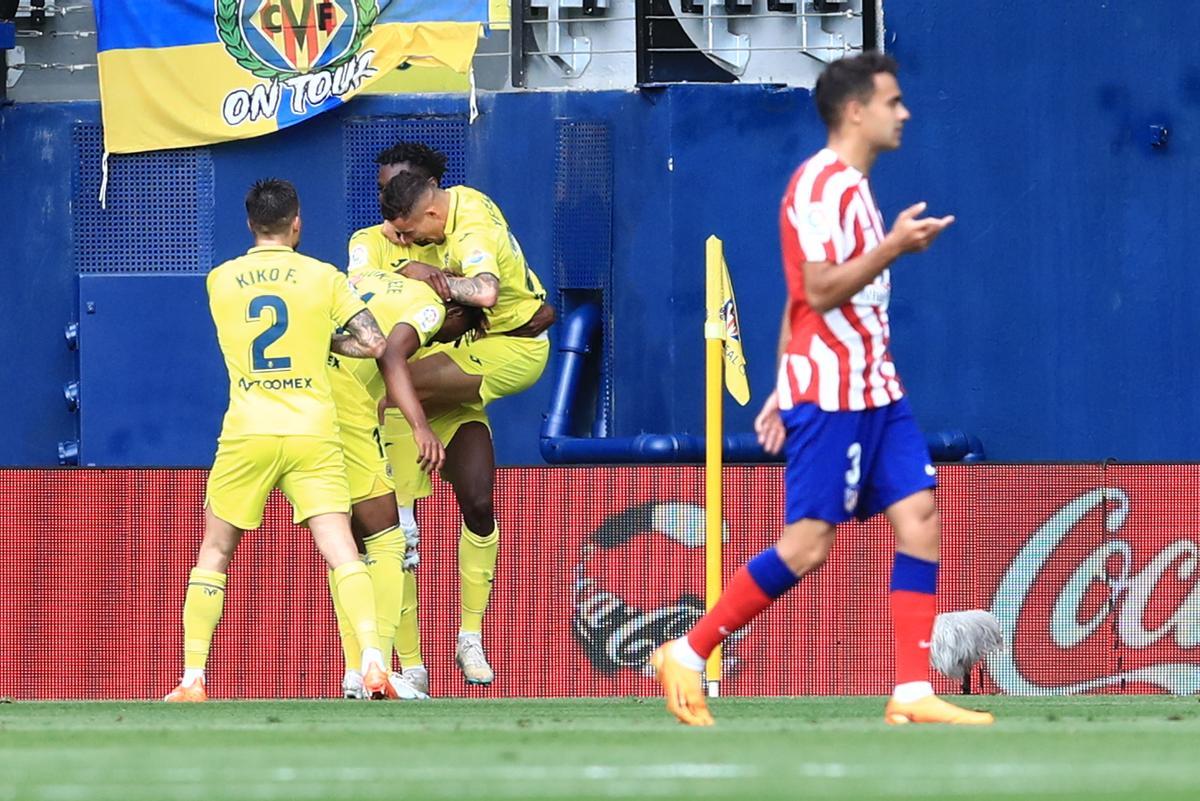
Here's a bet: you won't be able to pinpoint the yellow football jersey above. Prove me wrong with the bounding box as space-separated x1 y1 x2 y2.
328 269 447 430
346 224 439 275
326 354 377 432
207 245 365 438
436 186 547 334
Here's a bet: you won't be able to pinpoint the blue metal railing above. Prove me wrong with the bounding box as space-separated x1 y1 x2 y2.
540 302 985 464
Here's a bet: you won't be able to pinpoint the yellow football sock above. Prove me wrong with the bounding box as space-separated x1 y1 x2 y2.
332 560 380 658
396 569 423 669
327 569 361 673
182 568 227 671
459 522 499 634
363 525 406 669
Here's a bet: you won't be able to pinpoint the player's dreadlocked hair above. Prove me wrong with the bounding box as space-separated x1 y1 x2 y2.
245 178 299 236
375 142 448 182
436 302 488 344
814 51 899 129
379 171 435 221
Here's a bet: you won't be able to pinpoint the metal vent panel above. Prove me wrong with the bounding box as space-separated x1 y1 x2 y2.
71 124 214 274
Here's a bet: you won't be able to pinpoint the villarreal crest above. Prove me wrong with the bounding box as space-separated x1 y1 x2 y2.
219 0 374 79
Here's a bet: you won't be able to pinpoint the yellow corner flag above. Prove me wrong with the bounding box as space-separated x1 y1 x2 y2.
702 234 750 698
705 236 751 406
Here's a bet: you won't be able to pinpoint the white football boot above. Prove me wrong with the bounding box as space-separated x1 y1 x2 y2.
388 666 431 700
455 633 495 685
341 669 365 700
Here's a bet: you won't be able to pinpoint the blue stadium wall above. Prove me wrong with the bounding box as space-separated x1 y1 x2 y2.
1 4 1197 467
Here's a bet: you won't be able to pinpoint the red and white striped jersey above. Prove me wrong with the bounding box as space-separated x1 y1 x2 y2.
777 147 904 412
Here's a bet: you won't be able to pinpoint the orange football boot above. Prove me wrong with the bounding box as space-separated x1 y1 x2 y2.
649 642 714 727
884 694 994 725
163 677 207 703
362 663 396 700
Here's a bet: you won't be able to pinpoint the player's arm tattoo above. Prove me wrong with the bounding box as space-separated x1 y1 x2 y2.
446 273 499 308
330 309 387 359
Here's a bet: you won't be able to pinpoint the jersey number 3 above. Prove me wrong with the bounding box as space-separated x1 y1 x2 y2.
248 295 291 372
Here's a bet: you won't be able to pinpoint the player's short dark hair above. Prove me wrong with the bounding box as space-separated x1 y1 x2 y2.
245 179 299 235
379 171 434 221
814 51 899 129
375 141 448 182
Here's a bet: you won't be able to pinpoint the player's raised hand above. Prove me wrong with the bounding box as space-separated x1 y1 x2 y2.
755 390 787 455
888 201 955 255
381 219 403 246
413 423 445 473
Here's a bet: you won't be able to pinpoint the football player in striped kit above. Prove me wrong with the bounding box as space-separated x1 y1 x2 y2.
652 52 993 726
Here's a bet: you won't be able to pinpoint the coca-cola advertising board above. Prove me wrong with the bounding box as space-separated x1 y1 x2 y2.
0 465 1196 699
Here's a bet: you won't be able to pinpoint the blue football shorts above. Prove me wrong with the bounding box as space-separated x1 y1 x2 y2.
781 397 936 526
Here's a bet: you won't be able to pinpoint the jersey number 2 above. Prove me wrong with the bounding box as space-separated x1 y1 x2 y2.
248 295 291 372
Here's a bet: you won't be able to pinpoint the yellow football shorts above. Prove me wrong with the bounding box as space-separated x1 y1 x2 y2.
422 332 550 409
205 435 351 530
382 405 491 505
338 422 395 505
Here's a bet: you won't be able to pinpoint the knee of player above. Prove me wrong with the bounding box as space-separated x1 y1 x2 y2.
461 515 495 539
197 538 238 571
794 542 832 576
457 492 494 533
895 494 940 540
776 529 834 575
460 508 496 540
906 488 938 520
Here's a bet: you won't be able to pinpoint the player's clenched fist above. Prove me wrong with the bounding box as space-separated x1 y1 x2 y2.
888 201 955 254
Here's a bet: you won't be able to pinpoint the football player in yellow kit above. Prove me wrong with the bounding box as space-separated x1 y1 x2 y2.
326 264 482 700
165 179 391 702
331 143 450 698
380 169 556 685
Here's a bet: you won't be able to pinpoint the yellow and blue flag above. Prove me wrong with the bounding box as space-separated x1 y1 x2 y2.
95 1 487 154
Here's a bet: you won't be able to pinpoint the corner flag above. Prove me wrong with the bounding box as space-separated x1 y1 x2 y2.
706 236 750 406
702 234 750 698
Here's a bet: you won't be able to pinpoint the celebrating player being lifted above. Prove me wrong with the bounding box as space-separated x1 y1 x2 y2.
376 161 556 687
651 53 994 726
326 260 484 700
333 143 451 698
166 179 391 702
331 143 446 698
329 143 554 694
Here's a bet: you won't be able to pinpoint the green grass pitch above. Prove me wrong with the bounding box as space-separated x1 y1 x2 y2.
2 696 1199 800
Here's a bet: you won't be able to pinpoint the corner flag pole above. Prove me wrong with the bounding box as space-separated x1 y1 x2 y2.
703 235 750 699
703 235 725 698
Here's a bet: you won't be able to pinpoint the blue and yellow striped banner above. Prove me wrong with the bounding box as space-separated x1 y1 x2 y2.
95 0 486 153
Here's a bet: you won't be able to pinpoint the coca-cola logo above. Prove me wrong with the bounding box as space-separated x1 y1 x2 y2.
570 502 740 675
989 488 1200 694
